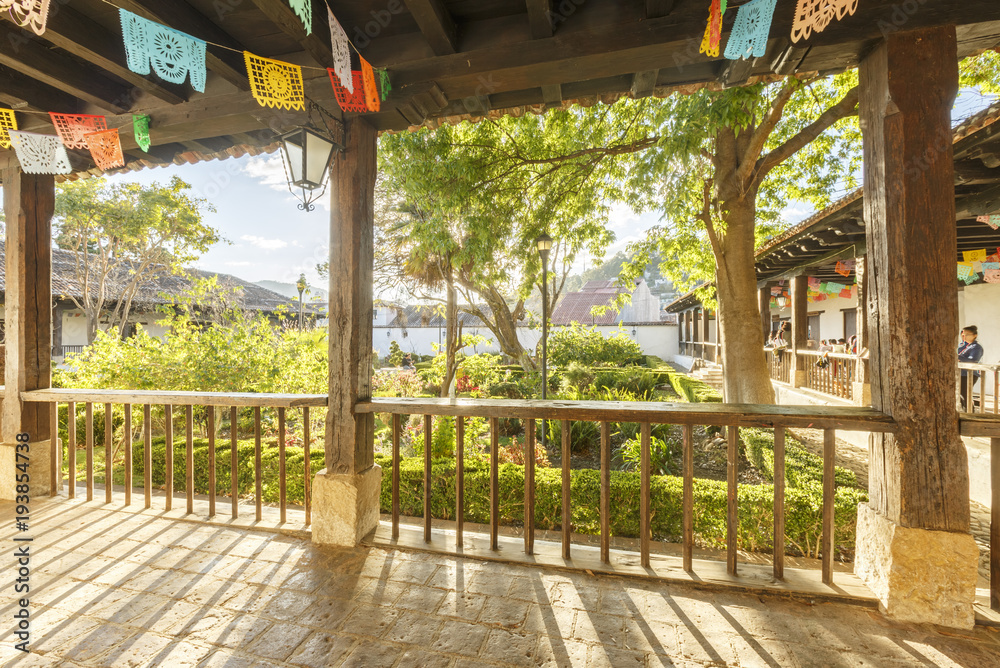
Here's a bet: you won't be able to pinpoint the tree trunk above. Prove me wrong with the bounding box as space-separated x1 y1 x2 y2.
86 308 100 345
715 197 775 404
442 268 458 398
460 280 537 371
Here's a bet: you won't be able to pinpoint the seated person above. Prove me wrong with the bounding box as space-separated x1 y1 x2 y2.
401 353 416 370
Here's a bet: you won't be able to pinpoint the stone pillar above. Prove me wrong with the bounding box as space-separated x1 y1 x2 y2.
855 26 978 628
314 118 382 547
2 166 55 499
790 275 808 388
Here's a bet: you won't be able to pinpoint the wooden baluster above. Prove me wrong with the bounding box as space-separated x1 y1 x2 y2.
490 416 499 551
683 424 694 572
68 401 76 499
822 428 836 585
50 403 58 498
992 437 999 610
727 425 738 576
231 406 239 519
524 418 534 555
562 419 571 559
994 371 998 415
124 404 131 506
391 414 400 540
773 426 786 580
164 405 173 511
85 403 94 501
208 407 217 517
303 407 310 526
967 373 974 413
640 422 651 568
457 417 465 548
185 405 193 515
600 421 611 564
254 407 262 522
104 403 113 503
143 405 152 509
424 414 433 543
278 407 286 523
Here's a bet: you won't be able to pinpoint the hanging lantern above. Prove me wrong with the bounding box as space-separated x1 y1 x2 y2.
278 127 343 212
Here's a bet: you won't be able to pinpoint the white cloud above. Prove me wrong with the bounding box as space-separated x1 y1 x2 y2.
241 235 288 250
225 261 253 267
242 153 286 190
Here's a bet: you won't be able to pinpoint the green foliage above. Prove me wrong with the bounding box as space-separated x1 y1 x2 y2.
741 428 857 489
387 341 404 366
548 323 644 367
541 418 601 454
960 51 1000 96
644 358 722 403
615 434 678 476
375 454 866 560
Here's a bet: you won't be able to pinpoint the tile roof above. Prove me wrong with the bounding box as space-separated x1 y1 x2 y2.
0 241 297 313
550 280 628 326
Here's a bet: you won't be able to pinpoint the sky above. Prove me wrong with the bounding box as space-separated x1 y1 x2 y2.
97 88 997 292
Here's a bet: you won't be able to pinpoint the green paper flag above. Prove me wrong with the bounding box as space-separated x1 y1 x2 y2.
133 114 151 152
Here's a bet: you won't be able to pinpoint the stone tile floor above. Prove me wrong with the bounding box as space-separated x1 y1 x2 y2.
3 498 1000 667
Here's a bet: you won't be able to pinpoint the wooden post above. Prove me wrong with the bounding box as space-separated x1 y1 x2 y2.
758 285 771 344
790 275 808 387
855 26 979 628
314 117 382 547
702 308 711 362
2 166 55 498
854 256 871 405
692 308 701 359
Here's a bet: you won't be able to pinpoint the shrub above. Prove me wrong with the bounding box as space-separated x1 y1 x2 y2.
374 454 867 560
741 428 858 489
548 323 643 367
540 418 601 453
614 434 678 476
387 341 404 366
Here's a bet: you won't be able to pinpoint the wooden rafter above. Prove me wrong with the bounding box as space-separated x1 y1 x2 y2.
526 0 554 39
0 67 82 113
248 0 335 68
0 24 133 113
630 70 658 98
115 0 251 91
403 0 458 56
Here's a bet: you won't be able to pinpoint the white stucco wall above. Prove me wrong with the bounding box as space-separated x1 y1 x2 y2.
767 292 859 344
374 324 678 361
59 308 175 348
958 283 1000 364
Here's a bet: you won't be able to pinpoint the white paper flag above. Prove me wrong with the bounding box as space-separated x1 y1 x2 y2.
329 9 353 94
9 131 71 175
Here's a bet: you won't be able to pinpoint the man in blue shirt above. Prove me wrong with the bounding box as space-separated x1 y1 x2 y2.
958 325 984 410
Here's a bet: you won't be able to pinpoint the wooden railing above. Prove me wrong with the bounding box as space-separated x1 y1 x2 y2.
959 362 1000 415
22 389 326 525
357 397 895 585
801 351 859 401
766 347 791 384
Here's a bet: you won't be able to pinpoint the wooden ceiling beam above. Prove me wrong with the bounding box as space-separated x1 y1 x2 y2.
0 66 83 113
248 0 335 68
645 0 676 18
526 0 554 39
116 0 251 90
38 6 186 105
540 84 562 103
0 24 133 113
403 0 458 56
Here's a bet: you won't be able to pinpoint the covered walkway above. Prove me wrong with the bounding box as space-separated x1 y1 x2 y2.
5 498 1000 668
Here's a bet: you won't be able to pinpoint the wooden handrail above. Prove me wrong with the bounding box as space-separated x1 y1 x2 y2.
358 397 895 432
22 388 328 408
958 361 1000 372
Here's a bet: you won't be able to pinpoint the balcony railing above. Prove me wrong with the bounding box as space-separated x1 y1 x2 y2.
357 397 895 585
958 362 1000 415
801 350 859 401
766 347 792 384
22 389 326 525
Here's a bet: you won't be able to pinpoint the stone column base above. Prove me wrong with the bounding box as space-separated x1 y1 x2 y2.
854 503 978 628
792 369 806 388
853 382 871 406
0 439 57 500
311 465 382 547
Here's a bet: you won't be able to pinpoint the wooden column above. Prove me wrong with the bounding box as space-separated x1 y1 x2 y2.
758 285 771 343
2 167 54 497
860 26 967 531
854 256 871 405
326 118 376 476
790 275 809 387
692 308 701 358
702 307 711 362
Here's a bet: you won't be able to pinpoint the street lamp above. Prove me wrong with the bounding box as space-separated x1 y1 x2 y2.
278 127 342 212
536 233 553 454
296 273 306 331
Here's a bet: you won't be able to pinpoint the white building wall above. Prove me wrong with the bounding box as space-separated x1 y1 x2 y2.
958 283 1000 364
768 292 859 343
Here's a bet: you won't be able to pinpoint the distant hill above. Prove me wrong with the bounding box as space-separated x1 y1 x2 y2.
254 280 328 302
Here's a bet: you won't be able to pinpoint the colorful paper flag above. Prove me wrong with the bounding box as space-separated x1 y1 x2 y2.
986 268 1000 284
724 0 777 60
329 69 368 113
977 214 1000 230
133 115 151 152
288 0 312 35
361 58 380 113
8 130 71 175
699 0 726 58
0 0 52 36
791 0 858 43
244 52 305 111
328 8 352 93
0 108 17 150
958 262 974 280
963 249 987 263
49 113 107 150
85 129 125 171
120 9 206 92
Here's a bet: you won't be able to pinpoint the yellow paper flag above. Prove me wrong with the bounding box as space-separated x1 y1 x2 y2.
0 109 17 149
244 52 305 111
963 249 987 263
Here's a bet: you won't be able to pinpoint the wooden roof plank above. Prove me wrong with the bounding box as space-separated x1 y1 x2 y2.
116 0 252 91
526 0 554 39
403 0 459 56
0 66 83 113
645 0 676 19
0 23 133 113
40 5 187 105
247 0 335 68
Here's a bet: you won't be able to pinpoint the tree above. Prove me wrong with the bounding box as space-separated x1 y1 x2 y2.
377 117 614 371
54 177 218 343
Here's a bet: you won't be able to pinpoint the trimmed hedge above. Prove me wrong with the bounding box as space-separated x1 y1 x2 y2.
374 453 865 560
742 428 857 489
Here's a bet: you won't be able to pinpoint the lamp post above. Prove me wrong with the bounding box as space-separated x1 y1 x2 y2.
536 233 553 453
278 127 341 212
296 273 306 331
